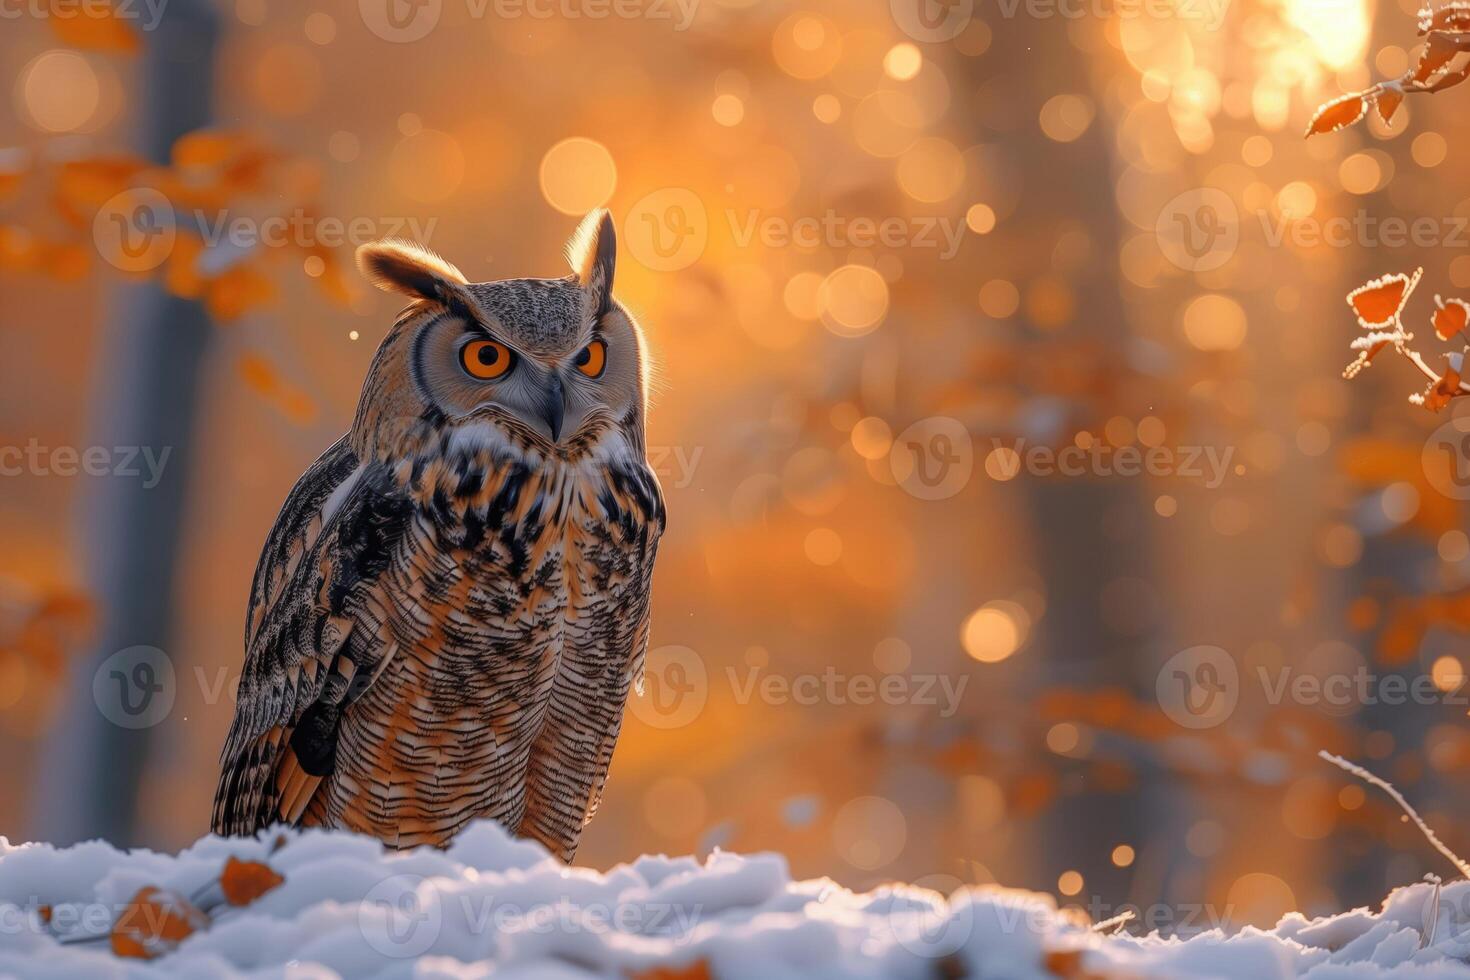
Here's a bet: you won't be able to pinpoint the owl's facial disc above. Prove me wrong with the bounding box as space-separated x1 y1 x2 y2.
418 320 617 447
359 213 641 457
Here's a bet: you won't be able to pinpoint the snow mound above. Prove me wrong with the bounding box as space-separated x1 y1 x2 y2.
0 821 1467 978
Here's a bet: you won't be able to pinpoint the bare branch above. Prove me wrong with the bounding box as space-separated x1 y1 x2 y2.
1318 751 1470 880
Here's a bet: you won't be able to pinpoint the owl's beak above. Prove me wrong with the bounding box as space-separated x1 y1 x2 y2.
541 373 566 442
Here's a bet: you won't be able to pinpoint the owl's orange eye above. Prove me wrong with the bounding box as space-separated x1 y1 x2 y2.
574 339 607 378
461 339 514 380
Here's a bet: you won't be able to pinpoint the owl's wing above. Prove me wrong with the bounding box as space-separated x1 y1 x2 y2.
516 460 665 860
211 436 411 836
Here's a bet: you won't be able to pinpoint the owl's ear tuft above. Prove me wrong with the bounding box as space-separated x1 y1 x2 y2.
356 239 468 304
565 210 616 316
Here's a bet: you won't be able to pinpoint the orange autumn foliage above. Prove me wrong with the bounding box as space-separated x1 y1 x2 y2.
1307 2 1470 138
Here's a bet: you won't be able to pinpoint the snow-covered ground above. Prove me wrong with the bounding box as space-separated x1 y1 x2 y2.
0 821 1467 978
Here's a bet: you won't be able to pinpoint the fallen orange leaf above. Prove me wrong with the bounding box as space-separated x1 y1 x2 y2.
219 857 285 907
111 886 208 960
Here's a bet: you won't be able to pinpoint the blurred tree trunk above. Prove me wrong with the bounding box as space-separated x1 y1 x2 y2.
35 0 219 846
972 18 1164 902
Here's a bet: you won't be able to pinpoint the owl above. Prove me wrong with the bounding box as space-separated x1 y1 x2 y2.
211 211 664 861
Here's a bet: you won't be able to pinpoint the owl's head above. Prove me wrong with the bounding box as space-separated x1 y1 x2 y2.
351 211 649 462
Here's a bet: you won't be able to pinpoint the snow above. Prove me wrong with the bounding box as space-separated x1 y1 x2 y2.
0 821 1467 978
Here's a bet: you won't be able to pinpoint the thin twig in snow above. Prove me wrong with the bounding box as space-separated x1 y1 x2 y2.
1318 750 1470 880
1092 909 1135 935
1423 874 1443 949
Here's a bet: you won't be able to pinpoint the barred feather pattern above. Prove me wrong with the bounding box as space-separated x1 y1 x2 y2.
212 416 664 861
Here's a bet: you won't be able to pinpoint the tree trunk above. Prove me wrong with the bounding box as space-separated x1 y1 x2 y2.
35 0 219 847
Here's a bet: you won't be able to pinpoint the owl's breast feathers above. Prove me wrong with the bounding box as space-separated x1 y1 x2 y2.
212 427 664 858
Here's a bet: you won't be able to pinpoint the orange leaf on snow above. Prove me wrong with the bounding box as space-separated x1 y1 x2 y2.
1045 948 1116 980
1432 295 1470 340
219 857 284 907
111 887 208 960
49 3 139 54
1305 92 1368 136
627 961 713 980
1347 269 1422 327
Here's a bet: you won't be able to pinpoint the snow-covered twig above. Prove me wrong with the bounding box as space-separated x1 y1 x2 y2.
1318 750 1470 880
1092 909 1135 934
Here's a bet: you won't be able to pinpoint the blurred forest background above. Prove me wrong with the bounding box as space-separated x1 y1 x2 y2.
3 0 1470 935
